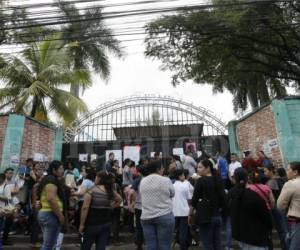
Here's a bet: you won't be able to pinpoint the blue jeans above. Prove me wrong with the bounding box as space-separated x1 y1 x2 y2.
225 216 232 249
198 216 222 250
135 209 144 249
38 211 60 250
175 217 189 250
272 208 288 250
142 212 175 250
288 222 300 250
81 223 111 250
30 209 41 244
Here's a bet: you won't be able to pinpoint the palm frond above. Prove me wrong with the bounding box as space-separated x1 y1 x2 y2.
0 56 33 86
49 88 87 124
84 44 110 79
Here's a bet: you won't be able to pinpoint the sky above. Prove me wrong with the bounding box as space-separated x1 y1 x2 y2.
83 0 236 123
10 0 236 123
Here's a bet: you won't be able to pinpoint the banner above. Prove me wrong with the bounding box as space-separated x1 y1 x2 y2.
105 150 122 165
123 146 140 165
79 154 88 162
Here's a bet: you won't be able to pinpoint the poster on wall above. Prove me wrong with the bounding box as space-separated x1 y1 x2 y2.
197 151 203 158
90 154 98 162
263 139 279 156
79 154 88 162
150 152 162 158
123 146 140 165
105 150 122 165
268 139 278 149
172 148 185 161
185 142 197 153
172 148 184 156
34 153 45 162
10 154 20 166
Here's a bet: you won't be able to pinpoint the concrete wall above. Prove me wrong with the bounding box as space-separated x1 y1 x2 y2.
272 98 300 164
0 115 8 164
0 114 63 172
237 105 283 166
21 118 56 162
228 97 300 167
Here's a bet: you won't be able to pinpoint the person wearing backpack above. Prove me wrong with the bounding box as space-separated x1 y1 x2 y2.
189 159 226 250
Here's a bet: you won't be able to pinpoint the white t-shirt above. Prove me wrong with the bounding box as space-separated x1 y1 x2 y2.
183 180 194 199
0 183 11 208
172 181 190 217
229 161 242 177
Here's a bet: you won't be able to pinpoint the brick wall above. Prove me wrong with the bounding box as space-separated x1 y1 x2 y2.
20 118 55 163
236 105 283 166
0 115 8 164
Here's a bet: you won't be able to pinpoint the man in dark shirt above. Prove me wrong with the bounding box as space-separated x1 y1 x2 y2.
105 152 115 172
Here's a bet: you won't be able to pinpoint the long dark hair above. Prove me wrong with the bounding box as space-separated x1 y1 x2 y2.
37 160 65 210
97 171 114 200
200 159 218 178
233 167 248 204
200 158 223 190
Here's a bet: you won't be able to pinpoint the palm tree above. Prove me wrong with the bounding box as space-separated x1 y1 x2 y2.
0 36 90 125
57 1 123 97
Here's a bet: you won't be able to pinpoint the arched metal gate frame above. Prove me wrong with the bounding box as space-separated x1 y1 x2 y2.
64 95 227 143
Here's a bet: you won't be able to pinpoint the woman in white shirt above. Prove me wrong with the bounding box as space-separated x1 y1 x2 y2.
0 173 11 210
173 169 192 250
140 160 175 250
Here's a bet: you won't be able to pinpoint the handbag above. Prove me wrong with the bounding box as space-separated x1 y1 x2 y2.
195 178 212 225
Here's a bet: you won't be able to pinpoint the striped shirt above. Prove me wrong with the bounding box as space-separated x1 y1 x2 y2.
85 186 113 226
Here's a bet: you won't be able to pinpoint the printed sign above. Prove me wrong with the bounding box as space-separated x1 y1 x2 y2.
150 152 162 158
10 154 20 165
79 154 88 162
105 150 122 165
90 154 98 162
185 142 197 153
268 139 278 149
123 146 140 165
34 153 45 162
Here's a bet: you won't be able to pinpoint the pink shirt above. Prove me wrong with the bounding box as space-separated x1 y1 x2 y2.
248 184 272 210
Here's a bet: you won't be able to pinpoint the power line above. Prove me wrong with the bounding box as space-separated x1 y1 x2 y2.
1 18 299 54
0 0 297 54
0 0 291 30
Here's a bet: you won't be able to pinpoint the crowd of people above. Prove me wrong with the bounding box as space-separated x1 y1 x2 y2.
0 149 299 250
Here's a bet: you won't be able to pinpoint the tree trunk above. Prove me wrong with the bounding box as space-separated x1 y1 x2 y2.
70 84 80 98
258 81 270 105
30 96 39 118
247 84 259 109
70 53 83 98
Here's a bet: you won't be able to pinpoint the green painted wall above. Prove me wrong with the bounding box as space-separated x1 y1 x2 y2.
53 128 64 161
0 114 25 172
228 120 241 156
272 98 300 164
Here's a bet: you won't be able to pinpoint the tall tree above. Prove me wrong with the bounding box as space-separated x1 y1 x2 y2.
57 1 123 97
0 36 90 125
144 0 297 112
